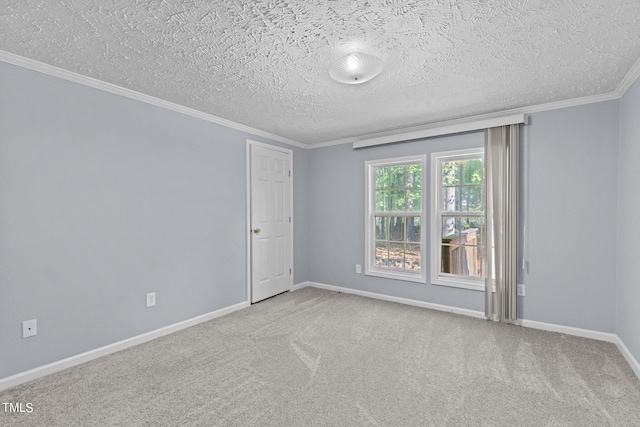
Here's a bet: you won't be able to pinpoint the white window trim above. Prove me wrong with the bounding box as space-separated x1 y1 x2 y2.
365 155 427 283
430 148 485 291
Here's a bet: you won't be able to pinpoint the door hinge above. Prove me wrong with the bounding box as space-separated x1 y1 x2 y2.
289 216 291 223
289 268 292 275
288 170 291 177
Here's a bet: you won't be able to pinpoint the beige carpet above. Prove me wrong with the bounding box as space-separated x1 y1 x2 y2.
1 287 639 426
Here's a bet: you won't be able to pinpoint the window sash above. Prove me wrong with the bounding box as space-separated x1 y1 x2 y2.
372 211 420 217
365 155 427 283
431 149 485 290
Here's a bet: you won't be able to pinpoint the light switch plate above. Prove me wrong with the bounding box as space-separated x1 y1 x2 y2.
146 292 156 308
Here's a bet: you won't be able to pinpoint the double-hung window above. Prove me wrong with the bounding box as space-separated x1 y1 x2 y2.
365 155 427 283
431 148 485 290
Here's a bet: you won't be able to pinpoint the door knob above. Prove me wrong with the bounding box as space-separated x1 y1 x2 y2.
252 228 261 234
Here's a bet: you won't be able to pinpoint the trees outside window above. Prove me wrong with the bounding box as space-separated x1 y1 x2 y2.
365 155 427 283
431 149 485 290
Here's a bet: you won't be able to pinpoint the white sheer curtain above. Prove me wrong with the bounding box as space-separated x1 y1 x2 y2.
484 124 519 322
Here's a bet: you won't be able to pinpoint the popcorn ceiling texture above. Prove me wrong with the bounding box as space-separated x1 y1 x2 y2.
1 1 640 144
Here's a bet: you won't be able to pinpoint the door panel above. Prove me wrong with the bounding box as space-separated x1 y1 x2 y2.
250 144 292 303
275 236 285 277
258 237 270 282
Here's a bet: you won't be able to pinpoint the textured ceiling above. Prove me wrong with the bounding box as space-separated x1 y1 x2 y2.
2 1 640 145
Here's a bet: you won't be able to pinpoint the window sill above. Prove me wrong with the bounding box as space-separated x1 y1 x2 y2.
366 269 426 284
431 276 485 291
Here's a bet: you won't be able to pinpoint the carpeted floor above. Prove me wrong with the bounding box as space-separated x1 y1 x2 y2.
1 287 639 426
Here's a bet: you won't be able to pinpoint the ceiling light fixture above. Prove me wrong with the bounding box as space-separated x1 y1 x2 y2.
329 52 383 85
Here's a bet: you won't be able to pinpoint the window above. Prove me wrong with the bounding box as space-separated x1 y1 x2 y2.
365 155 427 283
431 148 485 290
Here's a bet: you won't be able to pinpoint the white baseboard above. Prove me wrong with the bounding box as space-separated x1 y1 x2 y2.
519 319 618 343
4 283 639 391
296 281 640 380
614 336 640 380
291 281 312 292
0 301 249 392
299 281 485 319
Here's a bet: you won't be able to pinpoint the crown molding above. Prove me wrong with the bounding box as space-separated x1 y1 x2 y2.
0 50 308 149
314 91 620 149
307 136 356 149
3 49 639 151
616 55 640 98
313 63 640 148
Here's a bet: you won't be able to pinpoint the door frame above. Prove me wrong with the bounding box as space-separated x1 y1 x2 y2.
245 139 294 304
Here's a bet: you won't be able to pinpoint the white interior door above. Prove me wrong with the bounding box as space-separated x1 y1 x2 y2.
249 143 293 303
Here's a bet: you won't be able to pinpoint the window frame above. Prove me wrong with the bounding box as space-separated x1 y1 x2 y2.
364 155 427 283
430 148 485 291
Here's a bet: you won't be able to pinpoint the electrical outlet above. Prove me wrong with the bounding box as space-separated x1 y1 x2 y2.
517 284 526 297
146 292 156 308
22 319 37 338
356 264 362 274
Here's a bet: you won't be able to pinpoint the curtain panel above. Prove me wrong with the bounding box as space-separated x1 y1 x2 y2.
484 124 519 322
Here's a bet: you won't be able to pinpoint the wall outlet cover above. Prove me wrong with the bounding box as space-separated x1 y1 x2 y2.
22 319 37 338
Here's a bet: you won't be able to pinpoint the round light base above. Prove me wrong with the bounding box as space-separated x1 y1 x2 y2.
329 52 383 85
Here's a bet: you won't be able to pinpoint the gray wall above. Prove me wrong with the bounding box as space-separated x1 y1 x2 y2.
1 57 635 380
523 102 619 332
308 101 620 333
308 132 486 312
0 61 309 378
617 78 640 364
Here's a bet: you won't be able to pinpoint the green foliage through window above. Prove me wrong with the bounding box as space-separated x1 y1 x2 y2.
438 153 485 280
368 157 425 279
375 163 422 212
